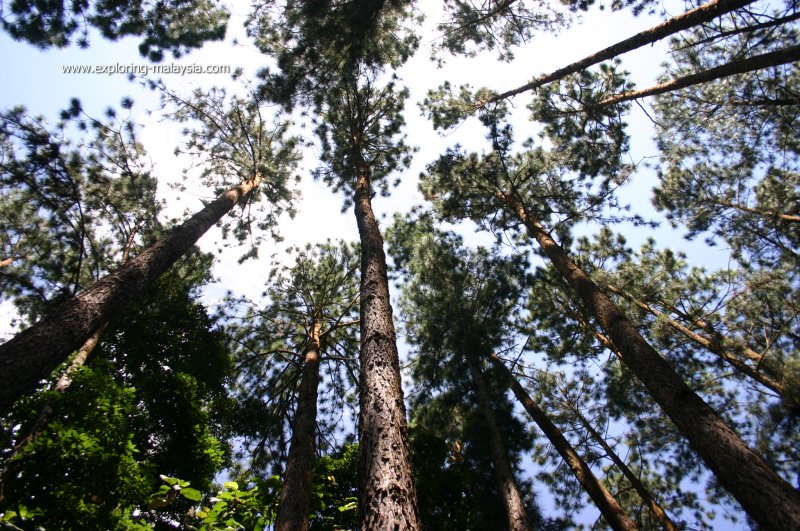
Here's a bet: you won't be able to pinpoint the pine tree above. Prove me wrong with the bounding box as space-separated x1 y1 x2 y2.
248 4 422 522
223 242 360 531
0 90 299 411
313 73 419 529
423 0 757 128
652 3 799 269
389 218 538 530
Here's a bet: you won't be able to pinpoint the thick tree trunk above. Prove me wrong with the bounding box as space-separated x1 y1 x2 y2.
595 45 800 107
275 320 322 531
501 194 800 530
465 352 532 531
488 354 637 531
0 174 262 412
604 284 785 395
483 0 755 106
568 405 678 531
354 166 420 530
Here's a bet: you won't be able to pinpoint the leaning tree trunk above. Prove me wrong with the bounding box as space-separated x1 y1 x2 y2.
595 45 800 108
567 404 679 531
0 174 262 412
483 0 755 106
466 352 532 531
603 284 785 396
275 319 322 531
354 164 420 530
488 354 637 531
500 193 800 530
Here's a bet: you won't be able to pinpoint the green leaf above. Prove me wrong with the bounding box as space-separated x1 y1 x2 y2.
181 487 202 501
223 481 239 491
338 499 358 512
160 475 181 486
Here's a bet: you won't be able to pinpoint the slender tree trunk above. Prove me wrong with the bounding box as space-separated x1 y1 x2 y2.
603 284 785 395
275 319 322 531
0 174 262 412
674 9 800 52
465 352 532 531
595 45 800 107
500 193 800 530
354 164 420 530
488 354 637 531
567 405 679 531
712 198 800 222
483 0 755 106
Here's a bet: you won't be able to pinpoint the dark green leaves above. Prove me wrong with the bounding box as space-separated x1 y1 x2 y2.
0 103 159 322
433 0 571 63
528 60 632 178
248 0 420 108
314 74 415 208
2 0 229 60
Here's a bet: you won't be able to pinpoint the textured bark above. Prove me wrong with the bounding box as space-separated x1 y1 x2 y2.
604 284 785 395
483 0 755 106
595 45 800 107
0 175 262 412
275 319 322 531
488 354 636 531
465 352 532 530
568 406 679 531
500 194 800 530
354 166 420 530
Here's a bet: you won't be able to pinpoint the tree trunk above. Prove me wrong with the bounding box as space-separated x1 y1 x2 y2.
275 319 322 531
483 0 755 106
0 174 262 412
567 405 679 531
354 165 420 530
712 198 800 223
465 352 532 531
501 193 800 530
488 354 637 531
604 284 785 395
595 45 800 107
